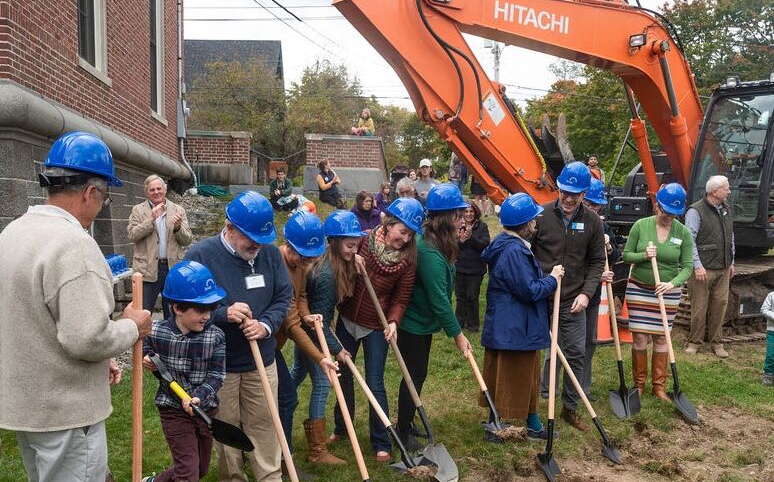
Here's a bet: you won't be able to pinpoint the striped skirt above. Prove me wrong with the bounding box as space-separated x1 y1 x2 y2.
624 278 682 335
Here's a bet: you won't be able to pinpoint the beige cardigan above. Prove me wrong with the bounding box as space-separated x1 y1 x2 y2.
127 198 192 282
0 205 138 432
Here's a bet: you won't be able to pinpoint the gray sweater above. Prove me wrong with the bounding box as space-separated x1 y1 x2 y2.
0 205 138 432
762 292 774 332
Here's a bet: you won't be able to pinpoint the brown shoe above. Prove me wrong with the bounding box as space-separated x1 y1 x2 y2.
632 348 648 395
651 351 671 402
711 344 729 358
304 419 346 465
560 407 589 431
684 343 700 355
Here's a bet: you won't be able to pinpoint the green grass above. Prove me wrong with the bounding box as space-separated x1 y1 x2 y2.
2 199 772 481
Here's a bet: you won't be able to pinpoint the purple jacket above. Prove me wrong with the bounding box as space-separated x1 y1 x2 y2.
351 206 382 231
374 192 391 214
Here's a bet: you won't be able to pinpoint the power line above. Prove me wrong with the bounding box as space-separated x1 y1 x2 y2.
268 0 345 50
187 5 335 9
185 16 345 21
248 0 341 59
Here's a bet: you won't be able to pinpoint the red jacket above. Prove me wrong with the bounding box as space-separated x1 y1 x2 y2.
339 235 416 330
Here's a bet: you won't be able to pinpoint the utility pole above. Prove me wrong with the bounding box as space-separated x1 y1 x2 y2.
484 40 503 82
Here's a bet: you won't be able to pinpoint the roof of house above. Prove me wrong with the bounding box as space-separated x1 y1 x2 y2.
184 39 283 89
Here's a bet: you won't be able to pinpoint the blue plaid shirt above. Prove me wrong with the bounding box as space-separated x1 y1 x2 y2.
143 319 226 411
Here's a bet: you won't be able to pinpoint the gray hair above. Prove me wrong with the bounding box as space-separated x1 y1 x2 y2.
42 166 107 196
144 174 166 190
705 175 729 194
396 176 415 196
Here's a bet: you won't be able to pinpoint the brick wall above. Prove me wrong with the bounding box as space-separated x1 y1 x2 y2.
0 0 179 160
184 131 251 164
305 134 385 170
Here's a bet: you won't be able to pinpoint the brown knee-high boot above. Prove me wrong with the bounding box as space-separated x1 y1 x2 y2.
632 348 648 395
304 419 345 464
651 351 670 401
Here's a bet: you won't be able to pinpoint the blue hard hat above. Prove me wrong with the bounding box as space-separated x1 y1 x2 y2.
585 179 608 205
324 210 367 238
425 183 470 212
225 191 276 244
386 197 425 234
162 260 227 305
656 182 687 215
284 211 326 257
500 192 544 227
44 131 123 187
556 161 591 193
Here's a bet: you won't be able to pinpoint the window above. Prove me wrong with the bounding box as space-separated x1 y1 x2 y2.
77 0 109 84
150 0 165 117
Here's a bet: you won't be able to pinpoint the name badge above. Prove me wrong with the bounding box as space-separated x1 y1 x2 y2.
571 222 584 230
670 237 683 246
245 274 265 290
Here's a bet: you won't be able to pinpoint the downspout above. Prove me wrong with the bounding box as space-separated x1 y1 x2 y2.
177 0 197 188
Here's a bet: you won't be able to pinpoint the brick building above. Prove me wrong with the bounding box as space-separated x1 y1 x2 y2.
0 0 192 256
183 130 254 186
303 134 388 198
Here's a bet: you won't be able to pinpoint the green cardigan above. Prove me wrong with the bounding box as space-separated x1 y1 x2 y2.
622 216 694 287
401 236 462 337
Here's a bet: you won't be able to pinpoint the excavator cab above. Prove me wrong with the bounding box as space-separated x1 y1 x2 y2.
688 78 774 255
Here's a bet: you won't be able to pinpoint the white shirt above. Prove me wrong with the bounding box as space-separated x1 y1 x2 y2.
155 208 168 260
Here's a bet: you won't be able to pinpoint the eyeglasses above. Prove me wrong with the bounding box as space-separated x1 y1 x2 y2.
94 186 112 208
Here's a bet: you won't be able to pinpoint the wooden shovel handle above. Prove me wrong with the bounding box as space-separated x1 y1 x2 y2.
131 273 143 482
360 271 424 408
551 336 598 419
313 320 369 481
604 256 624 362
465 351 488 393
248 340 299 482
547 277 562 421
648 242 677 364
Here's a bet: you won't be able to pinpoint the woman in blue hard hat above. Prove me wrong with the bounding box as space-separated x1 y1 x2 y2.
292 210 366 466
479 192 564 440
276 211 341 467
623 183 694 401
333 197 424 462
396 183 473 446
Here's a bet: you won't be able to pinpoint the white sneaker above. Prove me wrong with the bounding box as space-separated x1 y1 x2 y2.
685 343 700 354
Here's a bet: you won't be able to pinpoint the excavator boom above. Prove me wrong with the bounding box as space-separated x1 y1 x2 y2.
335 0 704 203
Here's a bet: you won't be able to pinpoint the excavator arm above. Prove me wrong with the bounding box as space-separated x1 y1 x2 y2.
335 0 704 204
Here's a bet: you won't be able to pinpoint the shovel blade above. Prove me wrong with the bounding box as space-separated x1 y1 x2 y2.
669 390 699 424
536 452 561 481
608 390 629 420
390 454 435 472
422 443 458 482
627 388 642 415
601 444 622 465
211 418 254 452
482 421 508 444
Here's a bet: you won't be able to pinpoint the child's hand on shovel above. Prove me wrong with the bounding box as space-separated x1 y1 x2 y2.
142 355 156 371
182 397 200 416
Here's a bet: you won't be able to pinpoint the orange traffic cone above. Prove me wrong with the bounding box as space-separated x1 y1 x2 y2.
596 284 633 344
617 298 633 344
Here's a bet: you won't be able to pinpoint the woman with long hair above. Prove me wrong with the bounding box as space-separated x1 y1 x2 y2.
316 160 345 209
351 190 382 231
396 183 472 446
623 183 693 401
455 203 490 332
374 182 392 214
291 211 365 466
331 197 425 462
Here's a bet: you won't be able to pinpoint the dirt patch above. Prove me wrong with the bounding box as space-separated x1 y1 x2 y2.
463 406 773 481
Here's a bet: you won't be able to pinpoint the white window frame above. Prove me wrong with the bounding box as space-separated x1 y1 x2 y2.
77 0 111 86
150 0 166 122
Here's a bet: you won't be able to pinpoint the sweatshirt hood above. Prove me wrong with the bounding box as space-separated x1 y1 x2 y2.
481 232 523 266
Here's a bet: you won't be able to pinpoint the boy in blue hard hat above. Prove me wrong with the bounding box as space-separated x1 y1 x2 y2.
141 260 228 482
185 191 293 481
532 161 606 431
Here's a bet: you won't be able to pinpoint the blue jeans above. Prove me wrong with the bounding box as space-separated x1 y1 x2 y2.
765 332 774 375
142 260 171 320
333 322 391 453
291 344 331 420
275 350 298 452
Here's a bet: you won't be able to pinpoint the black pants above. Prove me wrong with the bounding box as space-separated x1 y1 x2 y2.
396 329 433 432
455 273 483 331
143 260 171 320
271 197 299 211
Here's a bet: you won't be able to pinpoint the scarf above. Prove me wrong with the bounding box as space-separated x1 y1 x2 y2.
368 227 403 266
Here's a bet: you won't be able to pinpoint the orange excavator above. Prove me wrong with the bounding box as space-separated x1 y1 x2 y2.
335 0 774 332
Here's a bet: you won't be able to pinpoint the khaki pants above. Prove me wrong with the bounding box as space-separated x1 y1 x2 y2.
688 267 731 345
216 363 281 482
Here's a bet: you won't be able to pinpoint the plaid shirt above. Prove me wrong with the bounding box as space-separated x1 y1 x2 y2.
143 319 226 411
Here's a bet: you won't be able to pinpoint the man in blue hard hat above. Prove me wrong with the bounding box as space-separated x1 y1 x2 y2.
532 161 606 432
0 131 152 481
185 190 293 481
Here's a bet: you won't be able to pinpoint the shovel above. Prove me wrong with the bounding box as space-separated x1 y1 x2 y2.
312 320 370 481
148 355 254 452
248 339 300 482
551 342 622 464
648 243 699 425
537 277 561 481
361 272 459 482
605 257 641 419
130 273 144 482
464 351 512 443
329 330 439 478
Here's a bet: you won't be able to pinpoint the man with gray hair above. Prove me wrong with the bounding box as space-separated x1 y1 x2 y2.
128 174 192 320
0 131 151 481
685 175 735 357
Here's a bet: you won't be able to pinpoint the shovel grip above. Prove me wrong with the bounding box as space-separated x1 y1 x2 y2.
130 273 143 482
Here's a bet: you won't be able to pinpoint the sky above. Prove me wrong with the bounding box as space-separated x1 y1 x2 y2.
184 0 667 111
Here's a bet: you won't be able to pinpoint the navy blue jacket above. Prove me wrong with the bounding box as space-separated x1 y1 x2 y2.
480 232 557 351
185 235 293 372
